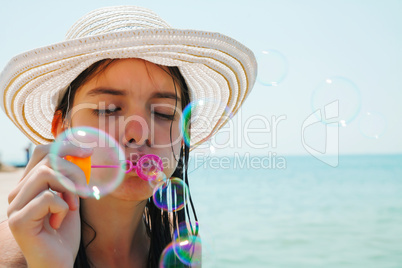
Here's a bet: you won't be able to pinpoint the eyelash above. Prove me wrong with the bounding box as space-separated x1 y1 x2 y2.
92 107 121 116
92 107 176 120
152 111 176 121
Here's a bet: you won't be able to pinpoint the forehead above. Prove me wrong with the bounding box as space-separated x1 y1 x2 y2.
74 58 181 100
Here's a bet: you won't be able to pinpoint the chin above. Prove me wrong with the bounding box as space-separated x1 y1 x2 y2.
109 175 154 201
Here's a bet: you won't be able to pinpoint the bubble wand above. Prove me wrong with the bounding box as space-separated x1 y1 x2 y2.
52 127 170 200
66 153 187 213
66 154 166 185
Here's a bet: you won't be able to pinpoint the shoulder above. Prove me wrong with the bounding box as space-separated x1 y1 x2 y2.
0 220 27 268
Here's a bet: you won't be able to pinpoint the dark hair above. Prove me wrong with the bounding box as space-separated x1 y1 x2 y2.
55 59 198 267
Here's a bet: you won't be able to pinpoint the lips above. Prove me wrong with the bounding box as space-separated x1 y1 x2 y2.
127 152 145 161
125 152 146 172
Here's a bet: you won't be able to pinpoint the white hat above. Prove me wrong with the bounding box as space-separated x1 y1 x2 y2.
0 6 257 147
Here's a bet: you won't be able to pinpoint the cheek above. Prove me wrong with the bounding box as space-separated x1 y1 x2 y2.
71 114 120 144
159 139 183 178
71 110 97 128
101 117 122 141
158 125 182 158
153 121 182 144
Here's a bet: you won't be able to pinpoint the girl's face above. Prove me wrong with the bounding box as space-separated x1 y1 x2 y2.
70 59 183 201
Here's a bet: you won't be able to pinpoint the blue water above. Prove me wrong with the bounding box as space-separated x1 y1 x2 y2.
188 155 402 268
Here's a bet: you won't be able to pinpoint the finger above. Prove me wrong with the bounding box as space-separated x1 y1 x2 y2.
60 192 80 212
7 165 80 217
47 154 88 184
9 145 53 203
8 154 89 207
21 144 51 179
46 156 91 199
10 142 92 202
50 189 80 212
8 190 69 236
23 141 92 181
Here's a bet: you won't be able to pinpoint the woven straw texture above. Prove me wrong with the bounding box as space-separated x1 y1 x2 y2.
0 6 257 147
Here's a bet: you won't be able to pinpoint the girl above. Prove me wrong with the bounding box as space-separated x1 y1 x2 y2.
0 6 257 267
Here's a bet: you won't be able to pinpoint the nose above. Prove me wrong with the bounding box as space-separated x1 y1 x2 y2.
122 114 151 148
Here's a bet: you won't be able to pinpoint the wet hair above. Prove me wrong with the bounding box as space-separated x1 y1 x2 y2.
54 59 198 267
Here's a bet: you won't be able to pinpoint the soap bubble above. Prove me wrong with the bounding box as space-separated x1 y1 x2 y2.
173 222 202 266
126 153 167 187
50 127 125 199
153 177 188 212
159 222 202 267
359 111 387 139
188 139 215 174
311 77 361 126
159 243 181 267
136 154 164 181
148 172 168 189
256 49 288 86
180 99 233 147
180 99 231 173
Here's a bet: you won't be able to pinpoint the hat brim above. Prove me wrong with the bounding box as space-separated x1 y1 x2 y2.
0 28 257 147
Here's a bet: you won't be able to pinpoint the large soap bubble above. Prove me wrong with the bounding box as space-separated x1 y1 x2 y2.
359 111 387 139
256 49 289 86
180 99 232 173
159 221 202 267
50 127 125 199
311 77 361 126
153 177 189 212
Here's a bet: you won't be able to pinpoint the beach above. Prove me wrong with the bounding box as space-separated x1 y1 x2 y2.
0 169 23 221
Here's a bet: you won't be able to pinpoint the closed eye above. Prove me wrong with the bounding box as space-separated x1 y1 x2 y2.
92 107 121 116
152 111 176 120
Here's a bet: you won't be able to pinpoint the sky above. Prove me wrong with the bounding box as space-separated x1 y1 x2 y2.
0 0 401 163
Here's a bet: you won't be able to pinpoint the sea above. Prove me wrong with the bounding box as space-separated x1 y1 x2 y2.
188 154 402 268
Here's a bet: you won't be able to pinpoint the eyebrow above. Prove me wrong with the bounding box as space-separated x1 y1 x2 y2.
86 88 127 97
85 87 180 101
151 92 181 102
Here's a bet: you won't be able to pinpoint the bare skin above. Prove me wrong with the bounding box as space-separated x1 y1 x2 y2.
0 59 183 267
0 220 26 267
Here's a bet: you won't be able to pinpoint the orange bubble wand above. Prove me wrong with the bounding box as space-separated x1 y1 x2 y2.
65 154 163 184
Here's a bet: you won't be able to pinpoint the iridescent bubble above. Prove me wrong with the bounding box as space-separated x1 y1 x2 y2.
188 139 215 174
172 222 202 266
126 153 167 187
130 154 167 188
153 177 188 212
159 222 202 267
50 127 125 199
180 99 233 148
311 77 361 125
172 235 202 266
359 111 387 139
148 172 167 189
159 242 187 268
256 49 288 86
136 154 163 181
180 99 231 174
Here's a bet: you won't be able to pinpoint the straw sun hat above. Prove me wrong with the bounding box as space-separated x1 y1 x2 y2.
0 6 257 147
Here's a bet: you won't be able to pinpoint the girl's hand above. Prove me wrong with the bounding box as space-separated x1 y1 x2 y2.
7 143 92 268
